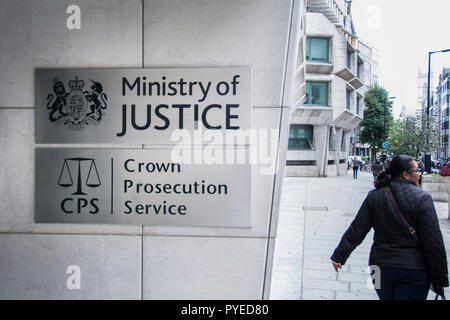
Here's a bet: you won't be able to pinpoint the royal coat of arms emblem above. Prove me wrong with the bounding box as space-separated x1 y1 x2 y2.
46 76 108 130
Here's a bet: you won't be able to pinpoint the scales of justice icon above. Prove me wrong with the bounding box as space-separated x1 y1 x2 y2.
58 158 101 195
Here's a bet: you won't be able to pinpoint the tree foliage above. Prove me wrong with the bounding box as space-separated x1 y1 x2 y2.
359 87 394 156
387 113 439 158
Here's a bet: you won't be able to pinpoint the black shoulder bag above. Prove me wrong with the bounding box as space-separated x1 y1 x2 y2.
386 186 446 300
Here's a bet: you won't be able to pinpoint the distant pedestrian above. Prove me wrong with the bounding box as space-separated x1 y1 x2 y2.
371 159 383 181
439 162 450 176
382 157 391 170
331 155 448 300
417 159 424 186
352 158 361 179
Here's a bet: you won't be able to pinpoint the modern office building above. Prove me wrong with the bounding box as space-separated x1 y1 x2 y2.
432 68 450 158
351 38 379 159
398 105 407 121
357 38 379 88
417 68 429 113
286 0 377 176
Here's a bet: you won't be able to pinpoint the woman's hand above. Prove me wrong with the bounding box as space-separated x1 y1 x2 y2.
331 260 342 272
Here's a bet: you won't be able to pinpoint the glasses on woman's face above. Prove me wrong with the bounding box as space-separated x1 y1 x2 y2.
408 169 421 173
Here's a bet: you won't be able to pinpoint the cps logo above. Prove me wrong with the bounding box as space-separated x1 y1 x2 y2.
58 158 101 214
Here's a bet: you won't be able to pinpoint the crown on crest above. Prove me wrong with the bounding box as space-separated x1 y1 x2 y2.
69 76 84 91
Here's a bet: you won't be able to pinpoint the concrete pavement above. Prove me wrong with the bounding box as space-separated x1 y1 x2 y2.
270 169 450 300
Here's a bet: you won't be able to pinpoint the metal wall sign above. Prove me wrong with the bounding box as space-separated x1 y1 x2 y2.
35 67 252 144
35 148 251 226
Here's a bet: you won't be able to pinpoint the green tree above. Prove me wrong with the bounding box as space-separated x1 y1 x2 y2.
387 117 420 157
387 113 439 158
416 112 439 155
386 119 406 156
359 87 393 159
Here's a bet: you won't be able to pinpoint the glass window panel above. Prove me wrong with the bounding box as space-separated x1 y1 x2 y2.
346 90 351 110
357 97 360 114
310 82 328 105
310 38 328 62
306 82 328 106
306 38 328 62
305 83 309 103
288 125 313 150
306 38 311 61
289 127 295 139
347 50 352 69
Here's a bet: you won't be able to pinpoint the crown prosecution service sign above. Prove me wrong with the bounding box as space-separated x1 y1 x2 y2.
35 67 252 144
35 148 251 226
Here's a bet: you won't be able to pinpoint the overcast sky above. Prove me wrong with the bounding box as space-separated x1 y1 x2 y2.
351 0 450 118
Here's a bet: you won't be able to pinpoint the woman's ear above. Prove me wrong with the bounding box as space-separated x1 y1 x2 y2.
400 170 409 180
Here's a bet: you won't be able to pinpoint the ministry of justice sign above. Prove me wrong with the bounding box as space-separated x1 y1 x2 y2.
34 67 252 226
35 148 251 226
35 67 252 144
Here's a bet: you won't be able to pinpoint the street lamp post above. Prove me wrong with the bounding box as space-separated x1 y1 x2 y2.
425 49 450 173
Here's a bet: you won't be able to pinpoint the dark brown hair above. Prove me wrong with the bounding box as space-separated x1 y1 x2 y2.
374 155 415 188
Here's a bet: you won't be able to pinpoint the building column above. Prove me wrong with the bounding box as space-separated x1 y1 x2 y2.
315 125 330 177
330 128 343 176
330 127 343 152
343 130 353 157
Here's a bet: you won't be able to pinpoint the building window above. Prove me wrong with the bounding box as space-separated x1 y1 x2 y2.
347 50 352 70
305 81 328 106
346 90 351 110
356 96 361 114
306 37 329 63
288 125 313 150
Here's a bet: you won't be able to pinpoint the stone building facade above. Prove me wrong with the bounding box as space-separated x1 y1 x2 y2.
286 0 377 176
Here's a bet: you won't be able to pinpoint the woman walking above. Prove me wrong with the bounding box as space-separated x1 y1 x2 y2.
371 159 383 181
331 155 448 300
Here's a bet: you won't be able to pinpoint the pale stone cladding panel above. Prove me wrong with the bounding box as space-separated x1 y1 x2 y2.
143 0 291 108
142 236 267 299
0 234 141 299
0 0 142 108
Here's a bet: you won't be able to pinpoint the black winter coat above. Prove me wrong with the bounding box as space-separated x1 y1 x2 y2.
331 179 449 288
